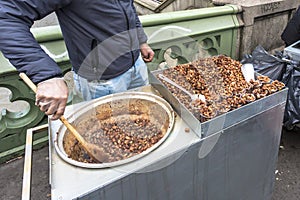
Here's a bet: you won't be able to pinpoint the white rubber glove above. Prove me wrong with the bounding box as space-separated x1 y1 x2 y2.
36 77 68 120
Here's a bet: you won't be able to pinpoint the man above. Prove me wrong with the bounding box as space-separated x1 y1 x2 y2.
281 6 300 46
0 0 154 120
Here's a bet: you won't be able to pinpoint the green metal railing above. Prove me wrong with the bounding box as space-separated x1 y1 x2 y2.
140 5 242 70
0 5 242 163
0 31 70 163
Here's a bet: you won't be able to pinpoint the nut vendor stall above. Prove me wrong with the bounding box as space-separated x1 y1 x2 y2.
22 55 287 200
17 5 289 199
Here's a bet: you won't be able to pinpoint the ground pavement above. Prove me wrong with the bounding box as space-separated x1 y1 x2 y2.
0 128 299 200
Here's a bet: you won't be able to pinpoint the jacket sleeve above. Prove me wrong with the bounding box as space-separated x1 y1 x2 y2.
131 2 148 45
0 0 72 83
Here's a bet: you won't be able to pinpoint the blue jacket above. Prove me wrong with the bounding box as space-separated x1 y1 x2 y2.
0 0 148 83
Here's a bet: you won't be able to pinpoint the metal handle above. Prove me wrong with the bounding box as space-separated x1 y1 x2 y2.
158 74 206 102
158 74 193 98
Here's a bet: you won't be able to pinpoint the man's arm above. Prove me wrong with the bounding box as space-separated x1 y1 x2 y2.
0 0 71 83
131 2 154 62
0 0 72 120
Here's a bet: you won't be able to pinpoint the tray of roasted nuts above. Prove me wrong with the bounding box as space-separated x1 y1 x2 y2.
151 55 286 124
54 92 175 168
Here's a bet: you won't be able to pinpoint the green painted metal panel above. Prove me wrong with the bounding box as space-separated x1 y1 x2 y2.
140 5 241 26
0 34 71 163
0 128 49 163
0 26 68 75
0 53 14 74
31 25 64 42
0 5 242 163
141 5 242 70
0 73 48 162
0 62 71 163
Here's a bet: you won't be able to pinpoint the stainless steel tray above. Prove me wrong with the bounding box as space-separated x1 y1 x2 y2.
150 69 288 138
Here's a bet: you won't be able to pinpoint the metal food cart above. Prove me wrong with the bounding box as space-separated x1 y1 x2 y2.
22 81 287 199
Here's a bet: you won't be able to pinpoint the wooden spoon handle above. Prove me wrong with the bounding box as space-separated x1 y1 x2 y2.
59 116 87 145
19 73 106 163
19 73 37 93
19 73 84 140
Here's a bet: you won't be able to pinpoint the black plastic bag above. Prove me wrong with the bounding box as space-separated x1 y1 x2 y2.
282 62 300 129
241 45 286 81
242 45 300 130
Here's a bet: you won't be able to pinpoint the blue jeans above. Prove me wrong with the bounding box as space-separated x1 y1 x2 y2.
73 55 149 101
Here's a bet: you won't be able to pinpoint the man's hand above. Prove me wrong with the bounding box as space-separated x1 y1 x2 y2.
140 43 154 62
36 77 68 120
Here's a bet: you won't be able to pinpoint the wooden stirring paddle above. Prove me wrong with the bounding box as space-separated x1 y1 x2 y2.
19 73 109 163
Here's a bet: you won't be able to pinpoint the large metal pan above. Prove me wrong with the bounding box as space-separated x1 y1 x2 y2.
54 91 175 168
